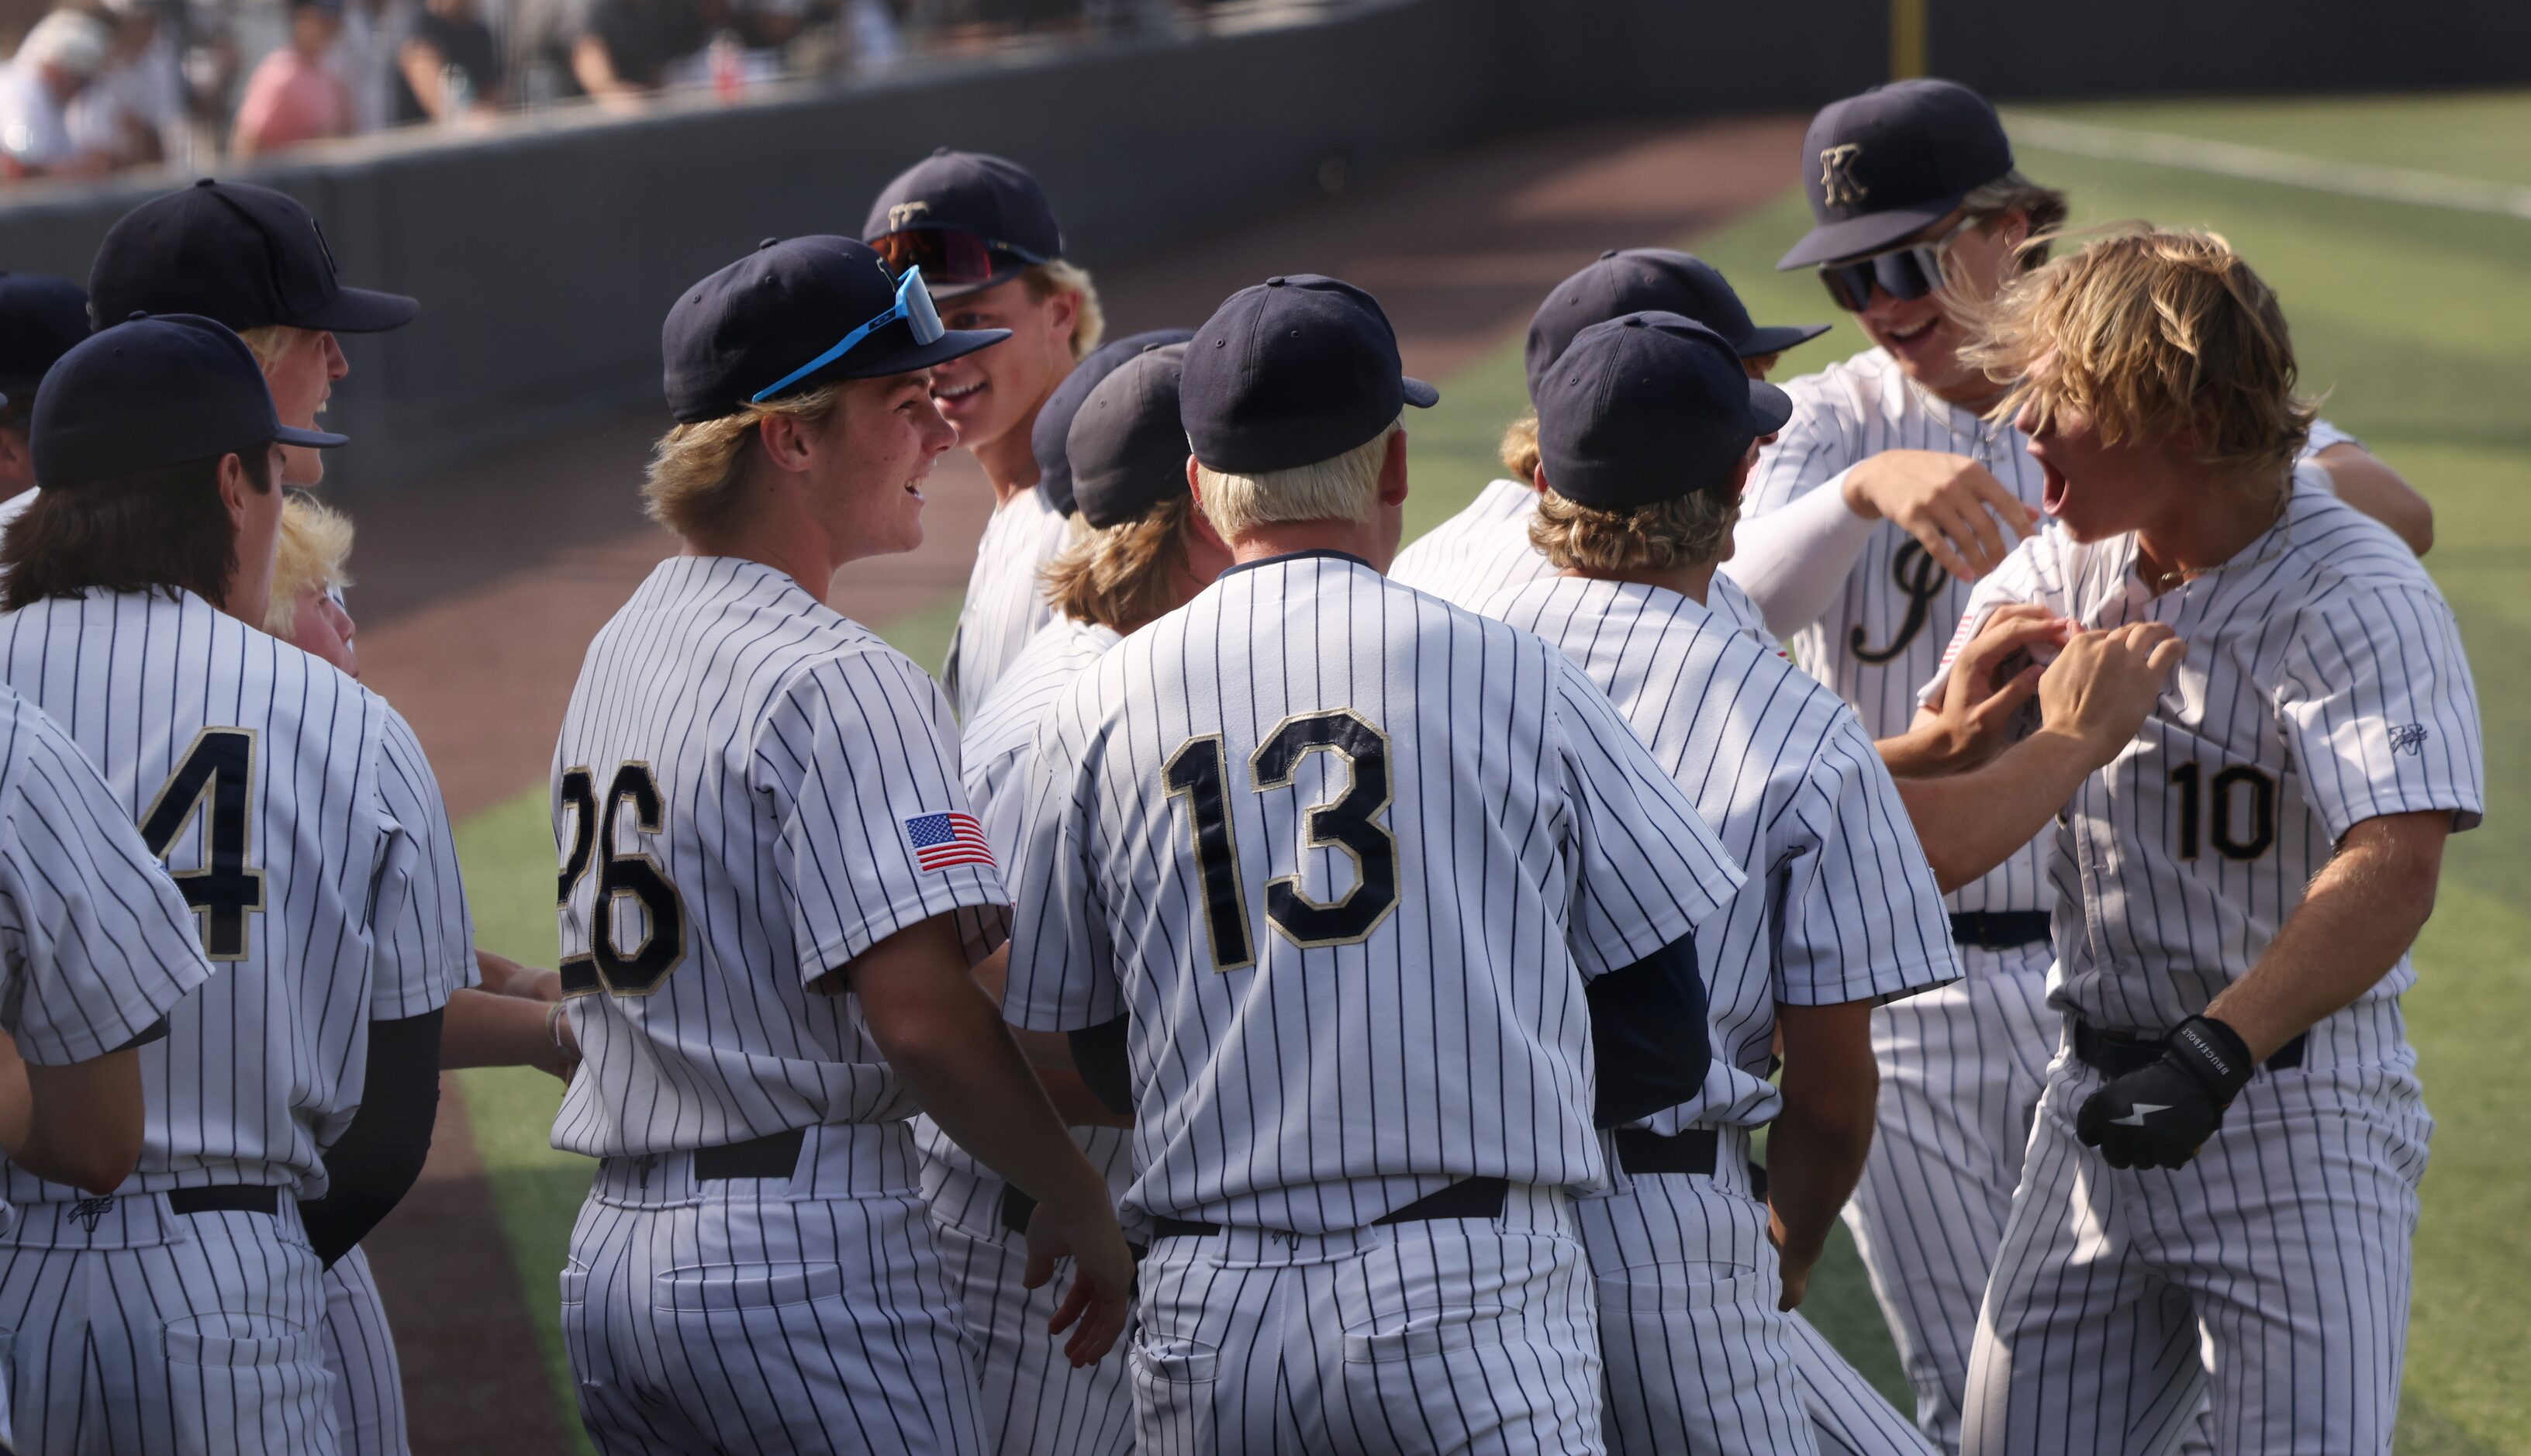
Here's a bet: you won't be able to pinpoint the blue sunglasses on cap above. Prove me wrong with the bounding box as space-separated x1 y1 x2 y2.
751 264 944 403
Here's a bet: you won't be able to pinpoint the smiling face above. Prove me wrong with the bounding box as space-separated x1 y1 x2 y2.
927 274 1079 452
799 371 958 565
1846 209 2027 405
261 326 349 485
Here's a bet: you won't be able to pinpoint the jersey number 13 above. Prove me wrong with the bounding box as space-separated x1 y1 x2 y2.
1164 709 1400 971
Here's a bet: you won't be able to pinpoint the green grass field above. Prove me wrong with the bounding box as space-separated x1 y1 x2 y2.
450 90 2531 1453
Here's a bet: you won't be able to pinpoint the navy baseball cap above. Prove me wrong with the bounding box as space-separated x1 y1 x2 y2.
1777 79 2015 270
1033 328 1195 516
662 236 1008 424
1526 249 1828 399
0 273 93 402
35 314 346 488
863 150 1063 299
89 178 418 334
1069 343 1190 529
1181 275 1436 474
1535 312 1792 510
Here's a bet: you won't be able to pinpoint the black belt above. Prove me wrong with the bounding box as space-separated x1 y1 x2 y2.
1612 1127 1718 1176
167 1186 280 1216
694 1128 806 1182
2071 1020 2305 1078
1152 1176 1509 1240
1949 911 2053 951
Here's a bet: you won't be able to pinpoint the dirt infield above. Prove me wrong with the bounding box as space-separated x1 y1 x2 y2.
340 111 1804 1453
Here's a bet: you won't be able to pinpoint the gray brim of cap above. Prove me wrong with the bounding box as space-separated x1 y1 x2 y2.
1749 378 1794 435
275 423 350 448
1741 322 1833 355
1403 376 1438 408
841 326 1010 379
1775 198 1961 271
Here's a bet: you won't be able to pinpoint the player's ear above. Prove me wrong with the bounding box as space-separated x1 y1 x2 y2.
1376 428 1408 508
754 412 814 476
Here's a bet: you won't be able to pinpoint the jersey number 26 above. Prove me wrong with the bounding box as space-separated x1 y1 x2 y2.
557 764 689 995
1163 708 1400 971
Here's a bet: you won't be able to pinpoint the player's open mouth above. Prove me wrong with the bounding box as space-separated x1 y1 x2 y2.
1885 316 1936 344
2041 460 2069 514
933 380 985 402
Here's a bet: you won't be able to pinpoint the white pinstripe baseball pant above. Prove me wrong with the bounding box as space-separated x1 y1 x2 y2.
1128 1184 1601 1456
0 1195 337 1455
561 1122 985 1456
323 1247 409 1455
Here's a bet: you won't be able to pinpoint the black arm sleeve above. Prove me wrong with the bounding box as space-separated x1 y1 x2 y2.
1068 1014 1134 1120
1583 930 1711 1129
297 1009 444 1268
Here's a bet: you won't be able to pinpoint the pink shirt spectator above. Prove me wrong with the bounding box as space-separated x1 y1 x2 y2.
233 48 354 155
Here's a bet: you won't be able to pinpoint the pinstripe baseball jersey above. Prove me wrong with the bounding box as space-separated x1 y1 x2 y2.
551 555 1010 1160
1932 485 2482 1030
919 614 1130 1218
1485 576 1957 1133
1741 347 2363 919
1003 550 1745 1233
943 485 1069 719
0 589 473 1204
1391 476 1777 647
0 681 216 1218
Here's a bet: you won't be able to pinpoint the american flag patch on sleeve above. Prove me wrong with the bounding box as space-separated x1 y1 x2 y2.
904 812 996 872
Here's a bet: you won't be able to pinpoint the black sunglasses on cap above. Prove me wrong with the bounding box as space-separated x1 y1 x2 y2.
1818 215 1976 312
868 226 1050 288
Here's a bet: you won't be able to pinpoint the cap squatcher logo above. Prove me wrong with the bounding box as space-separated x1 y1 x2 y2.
1818 144 1869 207
887 201 933 230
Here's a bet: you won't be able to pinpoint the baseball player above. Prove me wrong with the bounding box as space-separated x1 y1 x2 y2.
1929 227 2481 1455
264 492 581 1454
1734 79 2433 1449
1479 309 1953 1456
0 273 89 536
936 340 1228 1456
551 235 1131 1454
863 150 1106 717
1028 326 1197 521
1387 248 1821 645
1003 272 1742 1454
0 314 473 1454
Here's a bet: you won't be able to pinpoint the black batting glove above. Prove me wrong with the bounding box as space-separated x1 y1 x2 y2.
2073 1016 2255 1171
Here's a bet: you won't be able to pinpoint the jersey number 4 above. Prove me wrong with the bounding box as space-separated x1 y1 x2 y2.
138 728 266 961
557 764 689 995
1163 709 1400 971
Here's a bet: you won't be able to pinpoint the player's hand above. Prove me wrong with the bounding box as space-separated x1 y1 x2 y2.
1918 605 2067 771
1765 1205 1817 1312
1841 450 2042 581
2073 1016 2254 1170
1023 1199 1134 1367
2038 622 2185 769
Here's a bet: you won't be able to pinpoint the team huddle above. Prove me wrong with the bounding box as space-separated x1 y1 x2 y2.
0 71 2481 1456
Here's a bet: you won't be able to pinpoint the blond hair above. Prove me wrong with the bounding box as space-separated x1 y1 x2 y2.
1969 226 2313 481
1500 416 1541 484
237 325 295 371
1530 485 1739 574
641 386 844 539
1961 170 2070 270
1021 260 1105 363
1041 495 1200 633
1193 421 1398 540
265 492 354 635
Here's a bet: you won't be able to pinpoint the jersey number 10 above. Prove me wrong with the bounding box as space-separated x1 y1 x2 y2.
1163 708 1400 971
557 764 689 995
2170 762 2277 861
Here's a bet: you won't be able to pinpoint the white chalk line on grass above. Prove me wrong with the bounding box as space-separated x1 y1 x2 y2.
1998 110 2531 222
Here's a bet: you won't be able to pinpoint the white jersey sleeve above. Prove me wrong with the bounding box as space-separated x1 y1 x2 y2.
1777 712 1959 1006
1001 705 1120 1033
2274 585 2484 839
0 697 212 1064
1548 657 1743 975
367 709 475 1020
764 650 1009 981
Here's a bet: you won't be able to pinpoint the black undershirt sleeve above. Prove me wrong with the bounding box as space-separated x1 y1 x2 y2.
297 1008 445 1268
1068 1014 1134 1120
1583 930 1711 1129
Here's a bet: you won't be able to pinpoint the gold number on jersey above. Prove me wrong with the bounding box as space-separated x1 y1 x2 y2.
2170 762 2277 861
1162 709 1400 970
555 763 689 995
137 727 266 961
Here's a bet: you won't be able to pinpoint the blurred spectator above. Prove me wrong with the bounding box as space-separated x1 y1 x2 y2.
570 0 705 101
395 0 502 122
232 0 356 154
0 9 114 178
67 0 185 168
330 0 399 133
